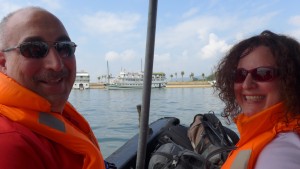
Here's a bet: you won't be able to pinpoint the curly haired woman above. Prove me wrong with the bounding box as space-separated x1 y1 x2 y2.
215 30 300 169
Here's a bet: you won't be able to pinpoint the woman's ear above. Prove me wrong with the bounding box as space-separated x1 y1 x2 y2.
0 52 7 74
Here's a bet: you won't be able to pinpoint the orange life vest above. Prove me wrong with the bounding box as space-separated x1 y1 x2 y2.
221 102 300 169
0 73 105 169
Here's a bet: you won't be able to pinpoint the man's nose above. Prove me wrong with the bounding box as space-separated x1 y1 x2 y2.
43 48 64 71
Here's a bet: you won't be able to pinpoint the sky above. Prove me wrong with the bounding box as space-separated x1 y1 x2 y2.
1 0 300 82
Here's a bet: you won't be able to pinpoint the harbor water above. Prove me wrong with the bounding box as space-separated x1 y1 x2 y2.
68 87 237 158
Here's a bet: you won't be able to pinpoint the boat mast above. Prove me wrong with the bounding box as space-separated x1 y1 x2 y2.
141 58 143 72
136 0 158 168
106 60 110 84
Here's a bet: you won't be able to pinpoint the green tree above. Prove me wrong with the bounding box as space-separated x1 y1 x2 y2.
170 74 173 81
181 71 184 82
202 73 205 81
206 72 216 81
175 72 177 81
190 72 194 81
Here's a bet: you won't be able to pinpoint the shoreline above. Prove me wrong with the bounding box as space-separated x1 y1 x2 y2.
166 81 212 88
88 81 213 89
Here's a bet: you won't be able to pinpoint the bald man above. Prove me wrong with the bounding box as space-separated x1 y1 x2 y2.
0 7 106 169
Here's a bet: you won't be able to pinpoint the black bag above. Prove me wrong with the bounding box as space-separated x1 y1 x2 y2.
148 112 239 169
148 142 217 169
187 112 239 166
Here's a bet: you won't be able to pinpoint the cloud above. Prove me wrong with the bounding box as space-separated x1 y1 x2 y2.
229 12 277 37
105 49 136 62
199 33 232 60
155 9 280 78
156 15 232 49
287 15 300 40
289 15 300 26
154 53 171 62
105 51 119 61
182 8 199 19
121 49 136 61
156 19 200 49
40 0 61 9
0 1 20 17
288 29 300 41
0 0 62 18
80 11 140 34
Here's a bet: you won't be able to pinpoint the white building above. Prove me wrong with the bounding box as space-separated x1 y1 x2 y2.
73 72 90 89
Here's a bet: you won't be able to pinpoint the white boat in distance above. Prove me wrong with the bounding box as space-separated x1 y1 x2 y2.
105 71 167 90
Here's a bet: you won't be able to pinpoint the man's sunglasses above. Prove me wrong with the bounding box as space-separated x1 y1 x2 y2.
2 41 77 59
234 67 279 83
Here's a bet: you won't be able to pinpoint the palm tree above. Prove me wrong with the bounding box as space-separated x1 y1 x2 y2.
190 72 194 81
202 73 205 81
181 71 184 82
170 74 173 81
175 72 177 81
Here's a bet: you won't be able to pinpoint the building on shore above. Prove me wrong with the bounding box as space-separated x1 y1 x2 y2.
73 72 90 90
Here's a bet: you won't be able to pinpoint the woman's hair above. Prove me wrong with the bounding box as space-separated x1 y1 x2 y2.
214 30 300 120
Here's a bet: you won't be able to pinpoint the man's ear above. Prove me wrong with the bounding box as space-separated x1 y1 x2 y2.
0 52 7 74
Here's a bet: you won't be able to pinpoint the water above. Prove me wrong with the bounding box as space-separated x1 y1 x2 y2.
68 87 235 158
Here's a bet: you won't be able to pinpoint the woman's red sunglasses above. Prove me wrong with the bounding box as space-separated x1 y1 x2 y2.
234 67 279 83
